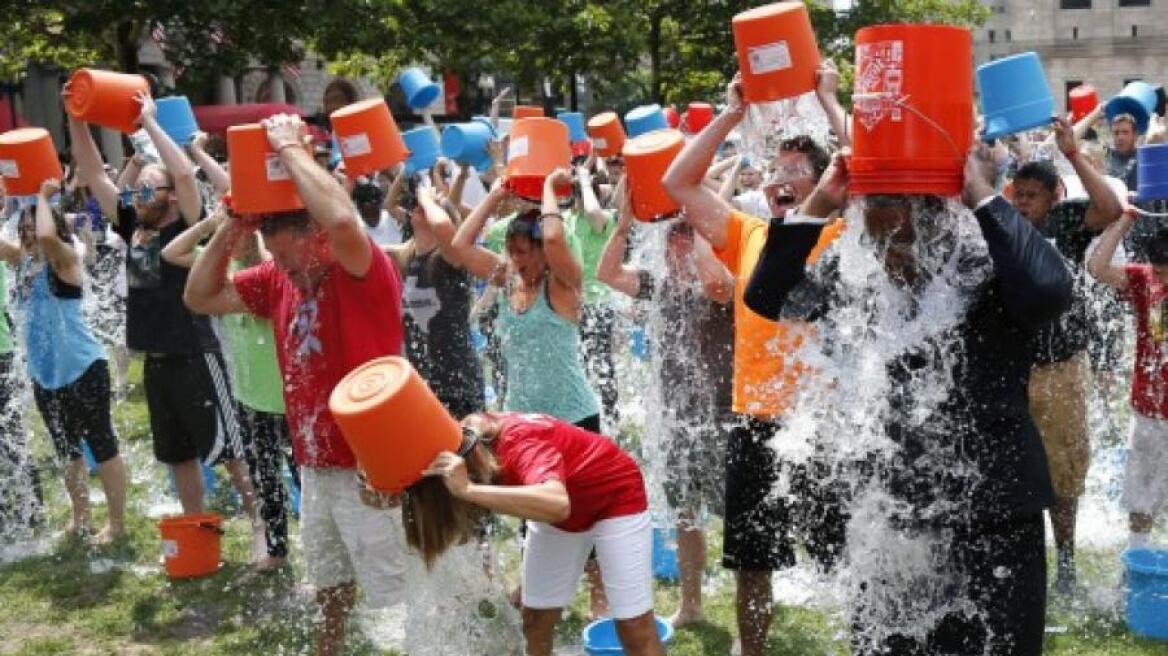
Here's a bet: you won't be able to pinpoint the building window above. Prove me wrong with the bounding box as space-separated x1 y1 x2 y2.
1060 0 1090 8
988 29 996 43
1132 25 1138 37
1118 0 1150 6
1005 29 1012 42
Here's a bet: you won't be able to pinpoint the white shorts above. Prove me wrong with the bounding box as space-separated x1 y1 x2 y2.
1122 414 1168 517
301 466 406 608
522 511 653 620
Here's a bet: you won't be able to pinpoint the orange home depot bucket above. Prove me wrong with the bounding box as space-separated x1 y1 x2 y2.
623 129 685 223
330 98 409 177
64 69 150 134
587 112 626 157
330 356 462 493
506 117 572 201
732 2 821 103
849 24 973 197
513 105 545 120
159 513 223 579
226 123 308 215
0 128 64 196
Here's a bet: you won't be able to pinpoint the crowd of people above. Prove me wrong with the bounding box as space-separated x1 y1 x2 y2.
0 46 1166 656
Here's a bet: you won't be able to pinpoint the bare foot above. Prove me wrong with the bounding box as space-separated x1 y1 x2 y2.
92 524 125 546
669 609 705 629
253 555 287 572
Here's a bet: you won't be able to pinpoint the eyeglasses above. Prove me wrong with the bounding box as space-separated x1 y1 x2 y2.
119 185 173 206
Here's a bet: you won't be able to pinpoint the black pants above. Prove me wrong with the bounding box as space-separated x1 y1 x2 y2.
237 403 296 558
33 359 120 464
0 352 44 536
580 304 619 426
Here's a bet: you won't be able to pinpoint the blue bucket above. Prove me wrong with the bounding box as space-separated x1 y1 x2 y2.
1137 144 1168 203
155 96 199 146
977 52 1054 141
557 112 588 143
398 67 442 110
1106 81 1158 135
652 527 680 582
284 466 301 518
402 126 440 175
441 122 494 166
582 616 674 655
625 105 669 138
1124 548 1168 640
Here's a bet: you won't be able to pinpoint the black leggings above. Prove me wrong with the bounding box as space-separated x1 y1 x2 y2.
237 403 297 558
32 359 119 464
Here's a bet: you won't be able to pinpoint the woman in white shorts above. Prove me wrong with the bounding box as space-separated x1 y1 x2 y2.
409 411 665 656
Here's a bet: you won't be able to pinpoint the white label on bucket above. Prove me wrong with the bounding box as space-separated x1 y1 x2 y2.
508 136 529 162
341 133 372 157
162 539 178 559
592 137 607 150
265 154 291 181
855 40 906 132
0 159 18 178
747 41 793 75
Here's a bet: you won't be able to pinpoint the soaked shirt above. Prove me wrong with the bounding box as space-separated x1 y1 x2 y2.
1029 199 1096 365
1123 265 1168 420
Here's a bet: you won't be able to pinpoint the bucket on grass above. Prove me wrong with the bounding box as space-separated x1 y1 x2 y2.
0 128 64 196
330 98 409 177
330 356 462 493
652 527 680 582
1069 84 1100 123
513 105 545 120
442 122 495 167
398 68 442 110
587 112 626 157
226 123 308 215
402 127 440 176
623 128 684 222
1123 548 1168 640
1106 81 1158 135
732 2 821 103
582 616 674 655
505 117 572 201
1137 144 1168 203
624 105 669 138
64 69 150 134
977 52 1054 141
159 513 224 579
155 96 199 146
682 102 715 134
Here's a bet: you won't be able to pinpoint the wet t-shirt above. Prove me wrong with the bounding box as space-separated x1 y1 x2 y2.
1029 199 1096 364
1123 265 1168 420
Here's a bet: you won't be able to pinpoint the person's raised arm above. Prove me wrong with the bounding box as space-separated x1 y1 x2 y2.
541 169 584 292
161 209 221 269
424 451 569 524
135 92 202 224
35 180 82 285
1072 104 1104 142
719 157 742 202
116 154 144 192
0 236 20 267
815 60 850 149
663 73 746 250
595 178 641 298
65 108 119 222
489 86 513 132
189 131 230 195
1053 116 1122 229
694 234 734 304
451 183 507 279
575 165 608 232
184 203 252 315
1087 208 1136 291
262 113 372 278
448 163 471 216
416 185 464 268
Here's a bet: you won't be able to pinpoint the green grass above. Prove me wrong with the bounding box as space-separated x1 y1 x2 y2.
1 357 1166 655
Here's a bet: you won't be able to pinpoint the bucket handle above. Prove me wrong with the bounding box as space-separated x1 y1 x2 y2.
1133 206 1168 218
852 93 965 162
197 521 225 535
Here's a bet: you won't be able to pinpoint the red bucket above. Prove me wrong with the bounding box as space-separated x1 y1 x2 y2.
849 24 973 197
1069 84 1099 123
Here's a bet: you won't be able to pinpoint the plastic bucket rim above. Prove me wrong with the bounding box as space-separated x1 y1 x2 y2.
581 616 675 652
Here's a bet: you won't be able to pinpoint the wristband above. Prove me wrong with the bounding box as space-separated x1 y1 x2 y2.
1062 148 1079 161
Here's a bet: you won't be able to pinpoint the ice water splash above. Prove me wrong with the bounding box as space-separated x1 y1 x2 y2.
737 92 836 166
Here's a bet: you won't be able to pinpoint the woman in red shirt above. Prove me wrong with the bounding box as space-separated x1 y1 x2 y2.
411 412 664 656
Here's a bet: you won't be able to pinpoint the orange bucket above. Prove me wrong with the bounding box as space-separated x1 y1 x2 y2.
0 128 64 196
587 112 627 157
849 24 973 197
330 356 462 493
226 123 309 215
506 117 572 201
159 513 223 579
330 98 409 177
732 3 821 103
623 129 685 223
682 102 715 134
64 68 150 134
513 105 545 120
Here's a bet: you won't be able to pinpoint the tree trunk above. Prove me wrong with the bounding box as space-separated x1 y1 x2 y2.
649 13 662 104
115 21 140 72
569 71 578 111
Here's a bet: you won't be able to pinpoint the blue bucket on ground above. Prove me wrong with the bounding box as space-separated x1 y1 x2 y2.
625 105 669 138
402 126 440 175
1106 81 1158 135
441 122 494 167
155 96 199 146
557 112 589 144
1137 144 1168 203
652 527 680 582
582 616 674 655
976 52 1054 141
398 68 442 110
1124 548 1168 640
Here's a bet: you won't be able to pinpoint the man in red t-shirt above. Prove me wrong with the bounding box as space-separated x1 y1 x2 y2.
1088 209 1168 552
185 113 405 656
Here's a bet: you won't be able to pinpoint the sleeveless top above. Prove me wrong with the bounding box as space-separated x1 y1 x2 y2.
21 259 105 389
496 278 599 423
402 249 485 418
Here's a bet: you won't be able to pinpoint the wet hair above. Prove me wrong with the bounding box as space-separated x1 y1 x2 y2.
779 135 831 179
1148 233 1168 266
258 209 313 236
1014 161 1060 194
323 78 360 107
1111 113 1138 131
505 209 544 246
20 206 74 245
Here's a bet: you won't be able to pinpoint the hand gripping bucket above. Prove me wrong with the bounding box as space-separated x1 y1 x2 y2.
398 67 442 110
159 513 224 579
587 112 626 157
0 128 64 196
582 617 674 655
513 105 545 121
849 24 974 197
1107 81 1159 135
682 102 715 134
155 96 199 147
624 105 669 138
64 68 150 134
1069 84 1100 123
329 356 462 493
505 117 572 201
1123 548 1168 640
402 127 440 176
977 52 1055 141
623 128 685 222
1137 144 1168 203
226 123 308 215
732 2 821 103
442 122 495 167
330 98 409 177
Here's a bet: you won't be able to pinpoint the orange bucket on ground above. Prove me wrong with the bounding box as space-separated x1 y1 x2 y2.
587 112 626 158
0 128 64 196
623 129 685 222
330 356 462 493
506 117 572 201
227 123 309 215
732 3 821 103
64 69 150 134
513 105 545 120
159 513 223 579
330 98 409 177
849 24 973 197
